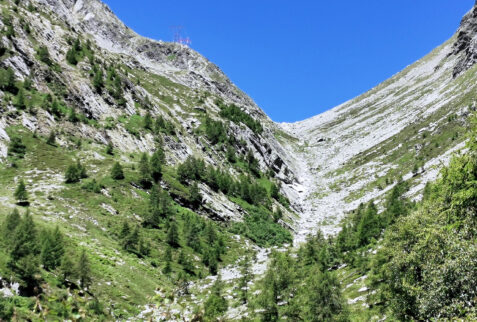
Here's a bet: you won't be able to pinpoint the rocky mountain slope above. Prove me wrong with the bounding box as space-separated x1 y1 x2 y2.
1 0 477 320
279 4 477 243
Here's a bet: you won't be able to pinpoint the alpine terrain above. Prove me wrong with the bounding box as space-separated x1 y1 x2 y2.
1 0 477 320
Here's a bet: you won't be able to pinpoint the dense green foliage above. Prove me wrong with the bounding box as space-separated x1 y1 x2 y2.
255 235 348 321
216 100 263 135
365 119 477 320
64 160 87 183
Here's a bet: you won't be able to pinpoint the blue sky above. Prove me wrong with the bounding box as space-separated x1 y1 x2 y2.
102 1 474 122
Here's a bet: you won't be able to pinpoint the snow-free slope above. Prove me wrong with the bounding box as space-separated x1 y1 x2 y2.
279 7 477 242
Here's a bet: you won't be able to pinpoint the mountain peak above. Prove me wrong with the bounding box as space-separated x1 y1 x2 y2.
452 2 477 77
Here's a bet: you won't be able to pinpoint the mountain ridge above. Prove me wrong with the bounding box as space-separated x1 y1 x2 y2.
0 0 477 319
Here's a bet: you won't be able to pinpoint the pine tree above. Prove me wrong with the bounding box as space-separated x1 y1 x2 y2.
105 142 114 155
208 252 218 275
138 152 152 189
189 182 202 209
123 226 139 252
162 246 172 274
226 145 236 163
77 249 92 289
8 137 26 158
46 130 56 145
66 48 78 65
37 46 52 65
73 38 81 52
14 88 26 109
92 68 104 92
178 250 194 275
119 221 130 240
238 255 253 304
167 221 180 248
204 275 228 319
143 112 153 130
59 253 76 283
77 160 87 179
164 246 173 262
0 67 17 93
155 115 166 133
49 99 61 117
162 260 172 275
150 150 162 182
65 164 80 183
146 185 172 227
68 108 79 123
298 269 347 322
41 226 64 271
14 180 28 205
270 183 280 200
10 210 37 262
110 162 124 180
2 208 20 244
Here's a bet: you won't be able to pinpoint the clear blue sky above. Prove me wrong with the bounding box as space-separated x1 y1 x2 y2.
102 0 474 122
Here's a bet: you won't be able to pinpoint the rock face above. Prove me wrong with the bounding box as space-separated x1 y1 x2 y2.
452 1 477 77
2 0 476 244
0 0 297 225
279 11 477 242
37 0 265 116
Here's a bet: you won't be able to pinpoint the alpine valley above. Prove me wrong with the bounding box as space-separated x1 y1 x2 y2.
1 0 477 320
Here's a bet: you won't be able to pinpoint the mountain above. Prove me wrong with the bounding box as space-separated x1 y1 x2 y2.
0 0 476 320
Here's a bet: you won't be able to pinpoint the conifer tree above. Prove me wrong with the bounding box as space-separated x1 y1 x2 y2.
167 221 180 248
77 249 92 289
46 130 56 145
204 275 228 319
8 137 26 158
14 88 26 109
68 108 78 123
14 179 28 205
123 226 139 252
297 269 347 322
189 182 202 209
162 246 172 274
146 185 172 227
10 210 37 262
162 260 172 275
238 255 253 304
2 208 20 243
105 142 114 155
138 152 152 189
226 145 236 163
1 67 16 93
59 253 76 283
270 183 280 200
119 221 130 240
66 48 78 65
150 150 162 182
41 226 65 271
110 162 124 180
143 112 153 130
65 164 80 183
92 68 104 92
77 160 87 179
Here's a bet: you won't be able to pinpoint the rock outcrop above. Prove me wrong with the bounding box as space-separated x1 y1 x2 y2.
452 1 477 77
